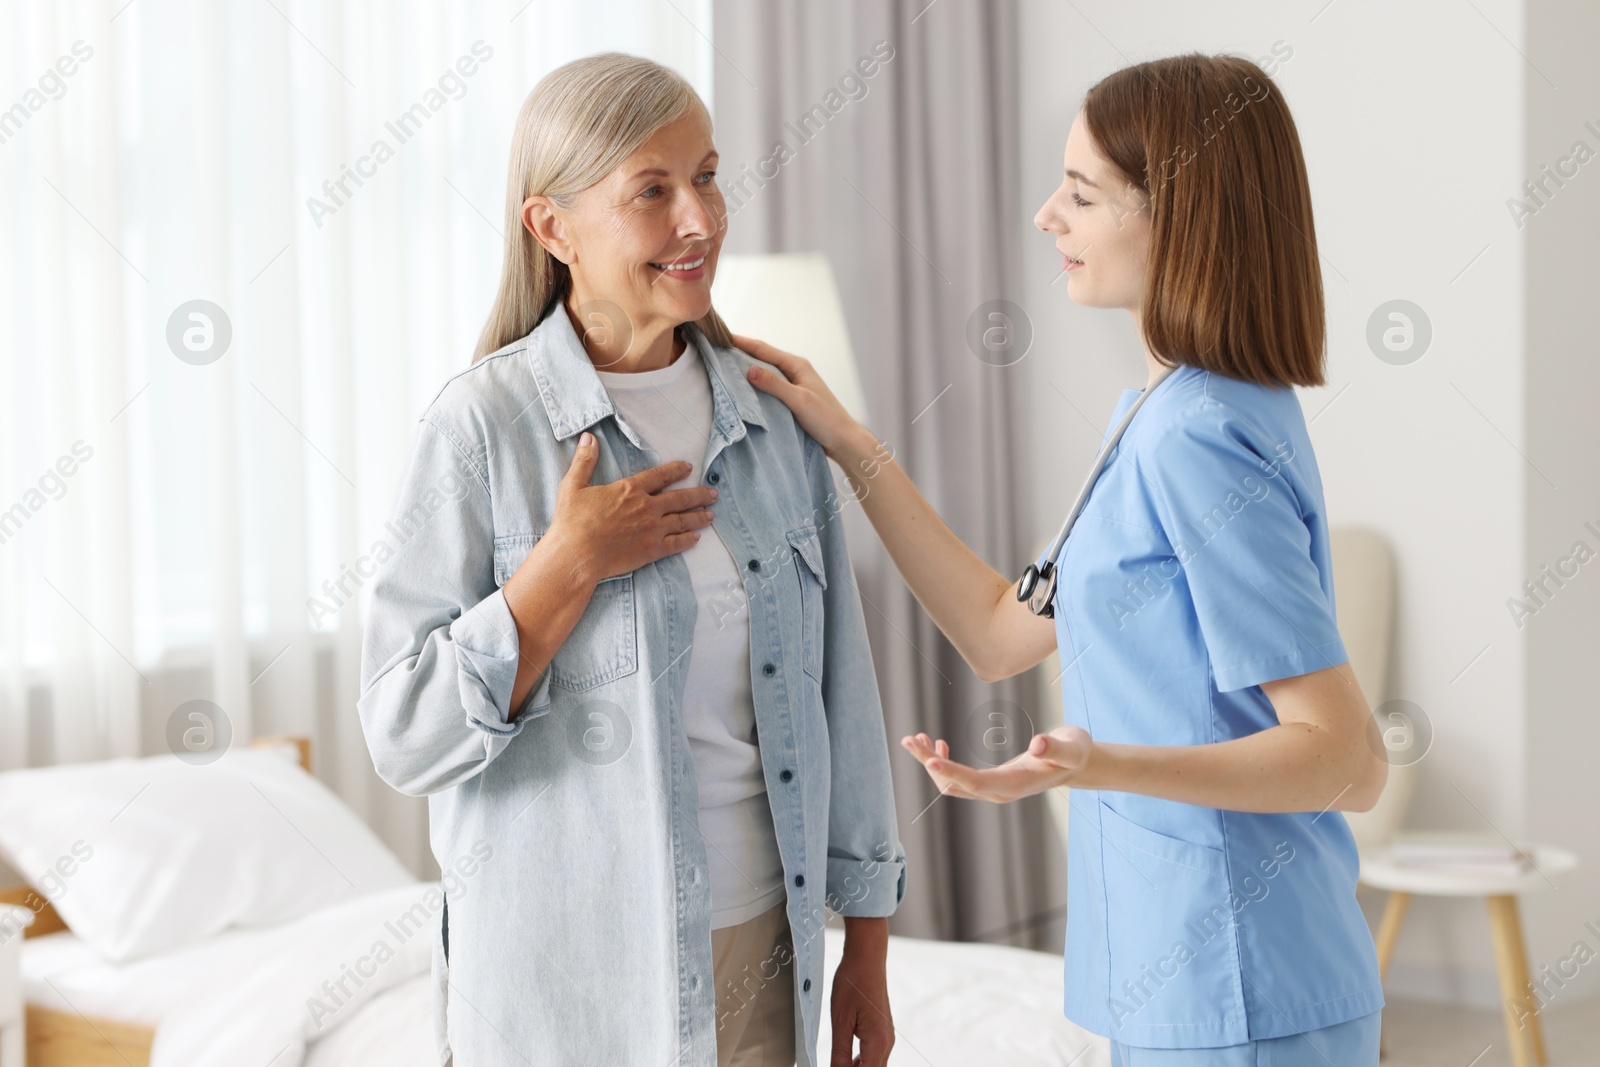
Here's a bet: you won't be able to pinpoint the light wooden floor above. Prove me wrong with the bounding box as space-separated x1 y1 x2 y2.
1381 996 1600 1066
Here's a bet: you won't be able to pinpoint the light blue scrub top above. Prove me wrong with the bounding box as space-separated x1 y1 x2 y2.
1037 363 1384 1049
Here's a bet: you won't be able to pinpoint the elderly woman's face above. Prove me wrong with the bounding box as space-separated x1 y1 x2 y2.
551 108 725 339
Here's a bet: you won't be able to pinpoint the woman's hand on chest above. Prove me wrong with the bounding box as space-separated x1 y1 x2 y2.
540 430 720 584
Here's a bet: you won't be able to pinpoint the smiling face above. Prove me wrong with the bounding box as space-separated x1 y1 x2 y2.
523 107 724 360
1033 110 1152 312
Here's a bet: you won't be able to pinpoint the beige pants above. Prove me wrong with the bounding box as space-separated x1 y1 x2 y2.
710 902 798 1067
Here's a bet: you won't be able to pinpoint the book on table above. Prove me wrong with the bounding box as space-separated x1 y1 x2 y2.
1389 841 1531 878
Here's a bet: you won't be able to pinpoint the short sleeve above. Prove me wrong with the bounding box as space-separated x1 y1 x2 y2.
1136 406 1347 692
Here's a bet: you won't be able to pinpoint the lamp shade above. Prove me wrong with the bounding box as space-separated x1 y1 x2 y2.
709 253 869 425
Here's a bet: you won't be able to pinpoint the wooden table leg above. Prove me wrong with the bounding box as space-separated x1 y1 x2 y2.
1487 895 1540 1067
1502 897 1549 1066
1375 891 1411 981
1487 895 1547 1065
1372 891 1411 1061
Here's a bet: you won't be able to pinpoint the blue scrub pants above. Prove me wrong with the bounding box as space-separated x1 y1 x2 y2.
1110 1010 1380 1065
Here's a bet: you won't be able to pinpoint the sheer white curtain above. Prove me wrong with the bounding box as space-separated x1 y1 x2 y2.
0 0 713 874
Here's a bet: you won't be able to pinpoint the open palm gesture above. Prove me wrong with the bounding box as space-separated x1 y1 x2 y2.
900 726 1093 803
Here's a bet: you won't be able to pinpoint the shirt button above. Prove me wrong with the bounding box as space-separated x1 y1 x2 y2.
779 769 793 783
748 559 760 571
691 975 700 991
708 472 720 484
794 874 805 887
803 978 812 992
763 663 776 676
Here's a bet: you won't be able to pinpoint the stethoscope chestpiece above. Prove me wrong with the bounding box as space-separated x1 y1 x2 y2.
1017 561 1058 618
1014 364 1180 624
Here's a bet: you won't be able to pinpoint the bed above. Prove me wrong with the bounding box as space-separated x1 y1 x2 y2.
0 736 1109 1066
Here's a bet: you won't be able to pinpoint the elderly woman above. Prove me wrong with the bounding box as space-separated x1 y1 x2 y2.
356 54 904 1067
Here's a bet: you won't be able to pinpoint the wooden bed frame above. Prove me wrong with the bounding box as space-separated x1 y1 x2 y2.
0 735 314 1067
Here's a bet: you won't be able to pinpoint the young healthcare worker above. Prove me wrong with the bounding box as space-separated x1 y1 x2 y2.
735 52 1389 1065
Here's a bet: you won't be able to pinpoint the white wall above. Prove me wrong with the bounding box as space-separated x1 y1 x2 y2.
1015 0 1597 1010
1523 0 1600 1020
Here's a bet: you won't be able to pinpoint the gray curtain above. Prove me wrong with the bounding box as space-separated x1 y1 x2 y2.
712 0 1064 949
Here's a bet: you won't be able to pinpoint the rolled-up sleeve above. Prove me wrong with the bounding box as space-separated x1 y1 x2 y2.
804 436 906 917
357 415 551 796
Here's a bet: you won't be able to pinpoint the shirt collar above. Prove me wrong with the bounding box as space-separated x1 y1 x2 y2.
525 304 769 443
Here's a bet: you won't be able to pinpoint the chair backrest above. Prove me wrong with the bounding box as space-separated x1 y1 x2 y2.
1329 526 1411 851
1040 525 1409 854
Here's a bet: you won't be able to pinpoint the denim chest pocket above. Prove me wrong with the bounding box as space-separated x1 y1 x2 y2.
493 532 638 692
785 525 827 682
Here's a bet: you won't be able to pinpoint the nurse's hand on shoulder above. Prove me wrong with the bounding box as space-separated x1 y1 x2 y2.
736 334 861 458
900 727 1093 803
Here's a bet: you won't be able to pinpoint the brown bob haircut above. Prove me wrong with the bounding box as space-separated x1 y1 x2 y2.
1082 53 1326 388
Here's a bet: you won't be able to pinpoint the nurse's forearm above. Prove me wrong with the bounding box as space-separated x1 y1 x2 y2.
1075 723 1385 814
832 425 1052 682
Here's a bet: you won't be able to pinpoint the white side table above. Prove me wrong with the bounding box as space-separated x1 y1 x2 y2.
0 904 32 1067
1361 832 1580 1067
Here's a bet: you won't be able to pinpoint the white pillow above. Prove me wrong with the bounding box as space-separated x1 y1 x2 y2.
0 746 416 962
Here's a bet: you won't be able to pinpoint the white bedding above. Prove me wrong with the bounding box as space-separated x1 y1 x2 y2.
24 882 437 1067
300 972 435 1066
25 889 1109 1066
820 931 1110 1067
0 747 417 963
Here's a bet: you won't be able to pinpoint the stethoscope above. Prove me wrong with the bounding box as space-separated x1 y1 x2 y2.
1016 365 1179 618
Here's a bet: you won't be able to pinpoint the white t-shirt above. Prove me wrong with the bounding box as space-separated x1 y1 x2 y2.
595 342 787 929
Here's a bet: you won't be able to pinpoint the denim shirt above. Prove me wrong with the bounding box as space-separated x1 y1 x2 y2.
356 306 906 1067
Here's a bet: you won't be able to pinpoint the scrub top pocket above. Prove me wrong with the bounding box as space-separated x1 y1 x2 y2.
1097 800 1249 1046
